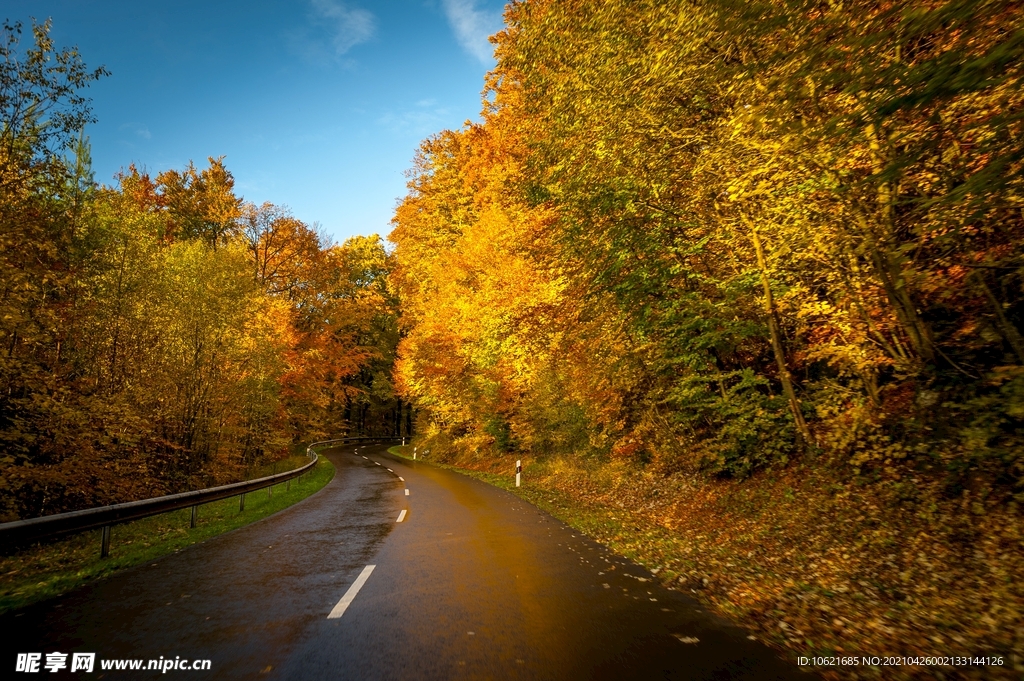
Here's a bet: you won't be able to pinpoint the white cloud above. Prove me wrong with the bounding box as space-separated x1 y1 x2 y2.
441 0 503 64
307 0 375 56
119 122 151 140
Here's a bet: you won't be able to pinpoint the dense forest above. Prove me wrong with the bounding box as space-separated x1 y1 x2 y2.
0 20 403 522
389 0 1023 673
392 0 1024 486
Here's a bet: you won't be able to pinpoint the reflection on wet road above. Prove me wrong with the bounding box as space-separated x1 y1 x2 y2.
2 444 806 679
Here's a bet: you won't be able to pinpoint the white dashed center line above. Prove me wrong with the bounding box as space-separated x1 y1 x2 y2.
405 489 410 496
397 509 407 522
398 477 404 481
327 565 375 619
387 468 393 472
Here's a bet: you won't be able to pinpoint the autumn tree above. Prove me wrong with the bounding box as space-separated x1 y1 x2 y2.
157 157 243 247
391 0 1024 484
0 20 402 519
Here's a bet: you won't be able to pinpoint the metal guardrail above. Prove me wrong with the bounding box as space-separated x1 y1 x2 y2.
0 435 401 557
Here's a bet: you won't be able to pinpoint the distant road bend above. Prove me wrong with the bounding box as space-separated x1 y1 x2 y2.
3 444 807 679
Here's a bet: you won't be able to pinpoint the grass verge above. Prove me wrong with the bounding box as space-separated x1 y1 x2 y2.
0 453 335 614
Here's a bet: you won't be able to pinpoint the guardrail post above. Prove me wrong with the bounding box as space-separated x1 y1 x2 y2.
239 493 245 512
190 505 198 528
100 525 111 558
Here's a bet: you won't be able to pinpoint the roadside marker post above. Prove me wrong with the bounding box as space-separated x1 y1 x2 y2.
413 447 417 460
516 460 521 488
100 525 111 558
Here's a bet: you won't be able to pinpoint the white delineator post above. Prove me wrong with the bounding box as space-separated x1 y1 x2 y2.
516 460 521 488
413 447 417 460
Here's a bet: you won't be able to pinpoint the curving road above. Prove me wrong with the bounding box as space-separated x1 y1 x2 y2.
3 444 807 679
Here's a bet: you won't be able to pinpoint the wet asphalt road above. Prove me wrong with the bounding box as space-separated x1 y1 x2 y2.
3 444 807 680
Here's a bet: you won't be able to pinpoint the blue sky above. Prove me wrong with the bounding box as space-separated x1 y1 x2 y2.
6 0 507 243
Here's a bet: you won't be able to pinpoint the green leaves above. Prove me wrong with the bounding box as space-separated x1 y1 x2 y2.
0 19 108 188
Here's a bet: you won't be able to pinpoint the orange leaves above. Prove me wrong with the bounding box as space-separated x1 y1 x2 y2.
1 144 400 516
241 202 322 297
389 117 571 443
156 157 242 246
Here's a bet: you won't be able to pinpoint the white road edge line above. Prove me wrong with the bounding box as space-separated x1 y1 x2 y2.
397 509 407 522
405 489 410 496
327 565 376 619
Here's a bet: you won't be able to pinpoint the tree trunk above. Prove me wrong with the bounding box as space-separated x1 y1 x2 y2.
860 123 935 363
747 220 812 446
